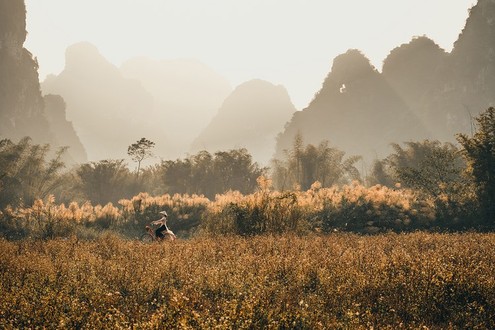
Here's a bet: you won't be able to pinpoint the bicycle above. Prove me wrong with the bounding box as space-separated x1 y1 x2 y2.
140 223 176 243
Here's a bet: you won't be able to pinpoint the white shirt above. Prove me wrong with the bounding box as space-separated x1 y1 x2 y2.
152 216 168 227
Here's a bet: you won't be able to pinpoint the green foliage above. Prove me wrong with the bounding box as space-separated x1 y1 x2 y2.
0 135 489 236
161 148 266 199
76 159 133 205
0 176 484 240
368 140 474 228
201 179 437 235
0 137 67 209
457 107 495 226
272 133 361 190
369 140 465 192
387 141 465 196
127 137 155 176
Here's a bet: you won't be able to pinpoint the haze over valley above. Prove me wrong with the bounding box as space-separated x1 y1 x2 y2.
2 0 493 170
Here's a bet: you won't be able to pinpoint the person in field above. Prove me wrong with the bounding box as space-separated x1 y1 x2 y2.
152 211 176 240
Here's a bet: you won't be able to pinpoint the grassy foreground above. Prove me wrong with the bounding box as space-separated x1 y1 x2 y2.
1 232 494 329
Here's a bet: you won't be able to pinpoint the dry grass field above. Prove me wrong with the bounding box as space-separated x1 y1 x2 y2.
1 232 494 329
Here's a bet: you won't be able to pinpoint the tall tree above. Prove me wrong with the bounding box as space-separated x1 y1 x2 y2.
161 148 265 198
386 140 466 198
127 138 155 177
367 140 473 228
212 149 265 195
457 107 495 225
272 135 361 190
76 159 132 205
0 137 67 208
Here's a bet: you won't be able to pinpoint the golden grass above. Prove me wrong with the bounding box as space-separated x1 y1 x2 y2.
1 232 494 329
5 176 473 240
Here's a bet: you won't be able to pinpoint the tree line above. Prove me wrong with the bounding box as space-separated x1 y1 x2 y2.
0 141 265 206
1 107 494 229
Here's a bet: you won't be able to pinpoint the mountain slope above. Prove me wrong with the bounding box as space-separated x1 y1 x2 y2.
43 94 88 163
120 57 232 148
420 0 495 140
41 42 158 161
0 0 86 163
42 45 232 161
191 79 296 165
382 36 448 115
274 50 430 164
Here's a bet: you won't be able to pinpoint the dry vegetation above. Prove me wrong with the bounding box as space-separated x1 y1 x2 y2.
1 177 494 328
1 179 445 240
1 232 494 329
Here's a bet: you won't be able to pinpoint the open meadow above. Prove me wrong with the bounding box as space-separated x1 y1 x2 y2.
1 232 494 329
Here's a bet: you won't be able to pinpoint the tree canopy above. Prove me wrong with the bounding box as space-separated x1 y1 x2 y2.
127 138 155 176
272 133 361 191
457 107 495 225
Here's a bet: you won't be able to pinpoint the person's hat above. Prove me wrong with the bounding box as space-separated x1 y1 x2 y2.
159 211 168 216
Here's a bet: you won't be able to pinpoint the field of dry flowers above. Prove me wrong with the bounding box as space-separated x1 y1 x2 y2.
1 179 449 240
1 232 494 329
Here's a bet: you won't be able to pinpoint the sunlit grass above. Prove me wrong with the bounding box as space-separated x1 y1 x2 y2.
1 232 494 328
1 178 444 240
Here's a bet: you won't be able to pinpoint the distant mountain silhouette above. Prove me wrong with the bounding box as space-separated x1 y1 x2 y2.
43 94 88 163
274 50 429 165
17 0 493 167
42 44 232 161
419 0 495 140
120 57 231 156
382 0 495 142
0 0 86 163
382 36 448 118
42 42 161 161
191 79 296 165
276 0 495 165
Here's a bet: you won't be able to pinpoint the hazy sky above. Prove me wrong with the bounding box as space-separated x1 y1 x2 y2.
25 0 475 109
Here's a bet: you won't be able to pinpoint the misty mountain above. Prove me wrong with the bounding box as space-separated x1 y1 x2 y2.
0 0 46 142
42 43 232 161
419 0 495 140
276 0 495 166
0 0 86 163
43 94 87 163
42 42 162 161
191 79 296 165
274 50 429 165
382 36 448 117
382 0 495 142
120 57 232 153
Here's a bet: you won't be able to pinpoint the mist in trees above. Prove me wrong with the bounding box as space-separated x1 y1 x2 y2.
75 160 133 206
367 140 474 228
457 107 495 225
161 148 266 199
0 137 67 209
1 105 495 233
272 133 361 191
369 140 466 196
